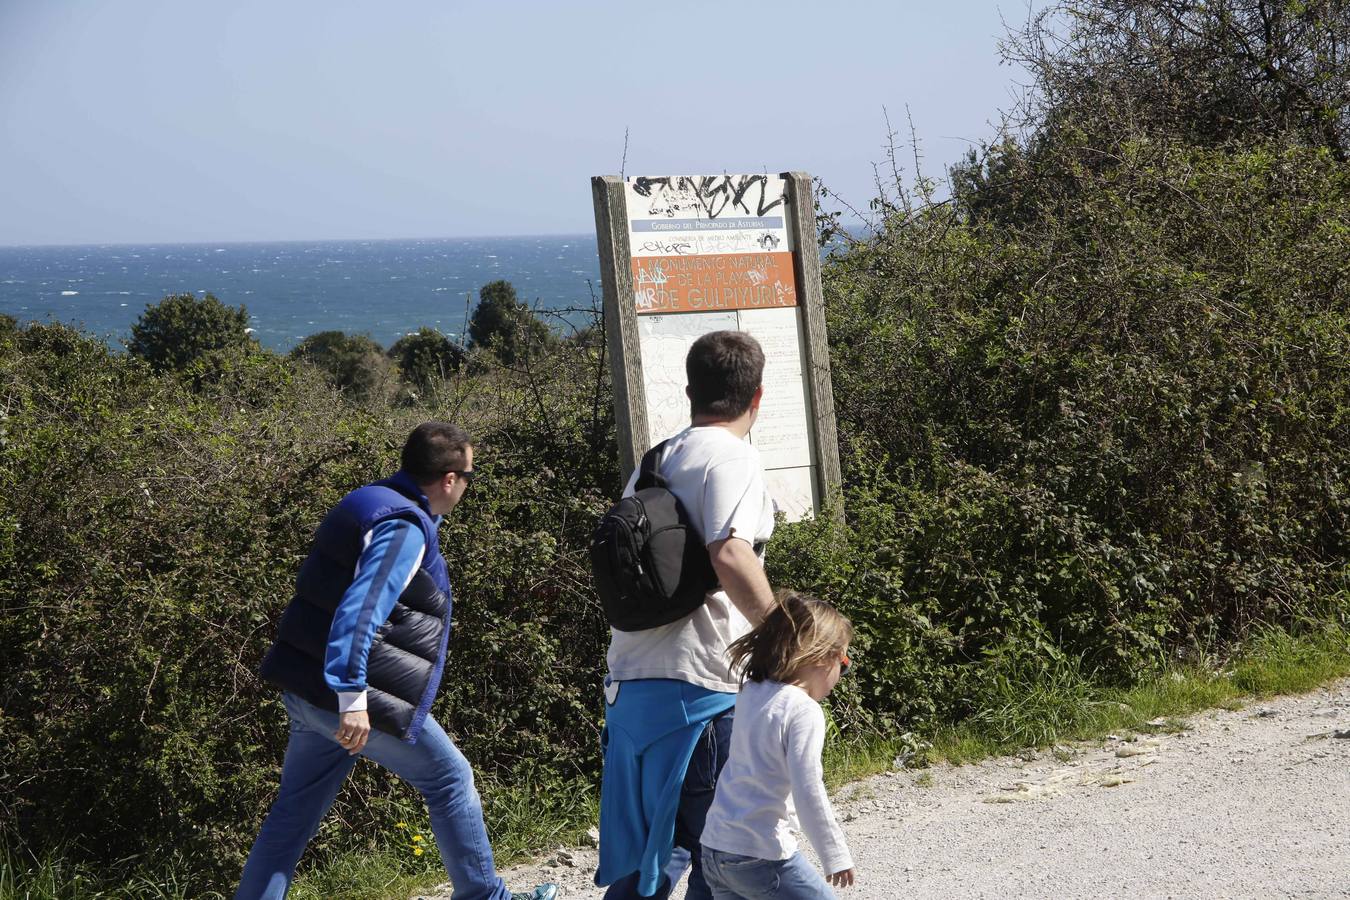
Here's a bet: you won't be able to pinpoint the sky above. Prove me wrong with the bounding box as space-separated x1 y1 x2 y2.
0 1 1033 246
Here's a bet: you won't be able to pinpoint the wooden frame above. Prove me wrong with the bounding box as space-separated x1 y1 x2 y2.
591 172 843 517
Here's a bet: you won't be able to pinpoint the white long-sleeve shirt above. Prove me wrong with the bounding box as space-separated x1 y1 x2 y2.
700 679 854 875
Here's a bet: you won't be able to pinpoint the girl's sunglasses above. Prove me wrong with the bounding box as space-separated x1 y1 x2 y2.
839 653 852 676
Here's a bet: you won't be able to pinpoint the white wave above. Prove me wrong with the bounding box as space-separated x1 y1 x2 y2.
61 290 78 296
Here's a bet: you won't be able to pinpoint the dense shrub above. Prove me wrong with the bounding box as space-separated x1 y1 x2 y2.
388 326 466 389
815 141 1350 690
789 0 1350 708
290 330 392 400
468 280 555 365
0 321 615 890
126 292 257 373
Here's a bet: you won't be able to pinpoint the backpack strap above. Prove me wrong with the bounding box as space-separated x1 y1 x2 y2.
634 439 670 491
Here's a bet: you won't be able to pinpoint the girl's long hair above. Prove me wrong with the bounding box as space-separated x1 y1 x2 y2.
728 590 853 683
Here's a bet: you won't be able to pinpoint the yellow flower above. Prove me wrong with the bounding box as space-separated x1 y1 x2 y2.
396 822 408 829
412 835 424 843
413 847 424 856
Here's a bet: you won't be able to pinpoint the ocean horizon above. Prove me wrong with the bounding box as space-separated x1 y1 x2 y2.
0 234 602 352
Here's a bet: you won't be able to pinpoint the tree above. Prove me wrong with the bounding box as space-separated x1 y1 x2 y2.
819 0 1350 676
126 293 255 373
289 330 391 400
1002 0 1350 160
467 280 554 365
949 0 1350 230
388 326 464 388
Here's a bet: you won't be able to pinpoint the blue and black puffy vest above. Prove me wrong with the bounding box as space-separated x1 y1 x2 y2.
260 470 453 743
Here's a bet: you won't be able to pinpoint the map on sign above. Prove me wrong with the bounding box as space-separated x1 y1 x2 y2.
622 175 819 520
638 312 738 445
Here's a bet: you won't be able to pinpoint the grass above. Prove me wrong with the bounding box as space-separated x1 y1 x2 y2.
0 844 211 900
288 848 441 900
1 777 599 900
821 730 911 791
289 774 599 900
827 622 1350 776
6 624 1347 900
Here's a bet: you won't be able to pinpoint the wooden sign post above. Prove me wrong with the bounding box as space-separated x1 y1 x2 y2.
592 172 841 522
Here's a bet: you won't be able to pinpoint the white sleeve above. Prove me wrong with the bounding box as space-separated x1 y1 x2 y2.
784 698 854 876
619 464 640 500
700 451 768 547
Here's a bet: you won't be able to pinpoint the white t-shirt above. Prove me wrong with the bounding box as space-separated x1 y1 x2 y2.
700 679 853 875
605 425 775 692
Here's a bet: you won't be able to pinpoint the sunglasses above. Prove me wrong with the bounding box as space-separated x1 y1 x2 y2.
448 469 478 485
839 653 852 677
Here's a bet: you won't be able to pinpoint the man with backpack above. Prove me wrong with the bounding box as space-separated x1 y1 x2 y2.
593 331 778 900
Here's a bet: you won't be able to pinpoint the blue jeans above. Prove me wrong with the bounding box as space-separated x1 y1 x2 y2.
603 709 734 900
234 692 509 900
702 849 834 900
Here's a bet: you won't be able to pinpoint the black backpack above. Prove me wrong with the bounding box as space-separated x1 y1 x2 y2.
590 439 718 631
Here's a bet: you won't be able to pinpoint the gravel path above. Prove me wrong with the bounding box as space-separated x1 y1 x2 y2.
418 679 1350 899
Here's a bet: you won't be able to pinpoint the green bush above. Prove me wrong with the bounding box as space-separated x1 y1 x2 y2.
290 330 392 400
126 293 257 373
820 141 1349 684
388 326 465 388
0 321 614 891
468 280 555 365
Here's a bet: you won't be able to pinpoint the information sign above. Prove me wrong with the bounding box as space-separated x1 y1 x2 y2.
592 173 841 521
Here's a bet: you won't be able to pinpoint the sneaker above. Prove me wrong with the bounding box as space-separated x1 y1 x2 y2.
511 885 558 900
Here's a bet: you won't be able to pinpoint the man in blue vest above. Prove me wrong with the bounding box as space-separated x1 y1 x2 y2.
236 422 557 900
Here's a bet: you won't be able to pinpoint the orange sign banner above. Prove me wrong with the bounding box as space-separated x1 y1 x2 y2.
632 251 798 314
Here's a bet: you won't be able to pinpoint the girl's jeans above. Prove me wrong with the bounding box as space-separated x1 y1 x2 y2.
701 848 835 900
234 692 509 900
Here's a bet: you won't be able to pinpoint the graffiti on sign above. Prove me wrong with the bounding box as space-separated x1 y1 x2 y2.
626 174 797 316
630 175 787 219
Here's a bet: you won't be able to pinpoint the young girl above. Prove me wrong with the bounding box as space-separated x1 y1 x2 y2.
700 591 856 899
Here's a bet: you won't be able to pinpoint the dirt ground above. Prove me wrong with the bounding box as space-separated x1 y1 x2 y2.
418 678 1350 899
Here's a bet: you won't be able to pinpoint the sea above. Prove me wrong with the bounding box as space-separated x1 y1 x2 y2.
0 236 602 352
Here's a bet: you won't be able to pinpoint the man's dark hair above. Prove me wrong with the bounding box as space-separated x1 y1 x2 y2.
686 330 765 419
402 422 472 485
